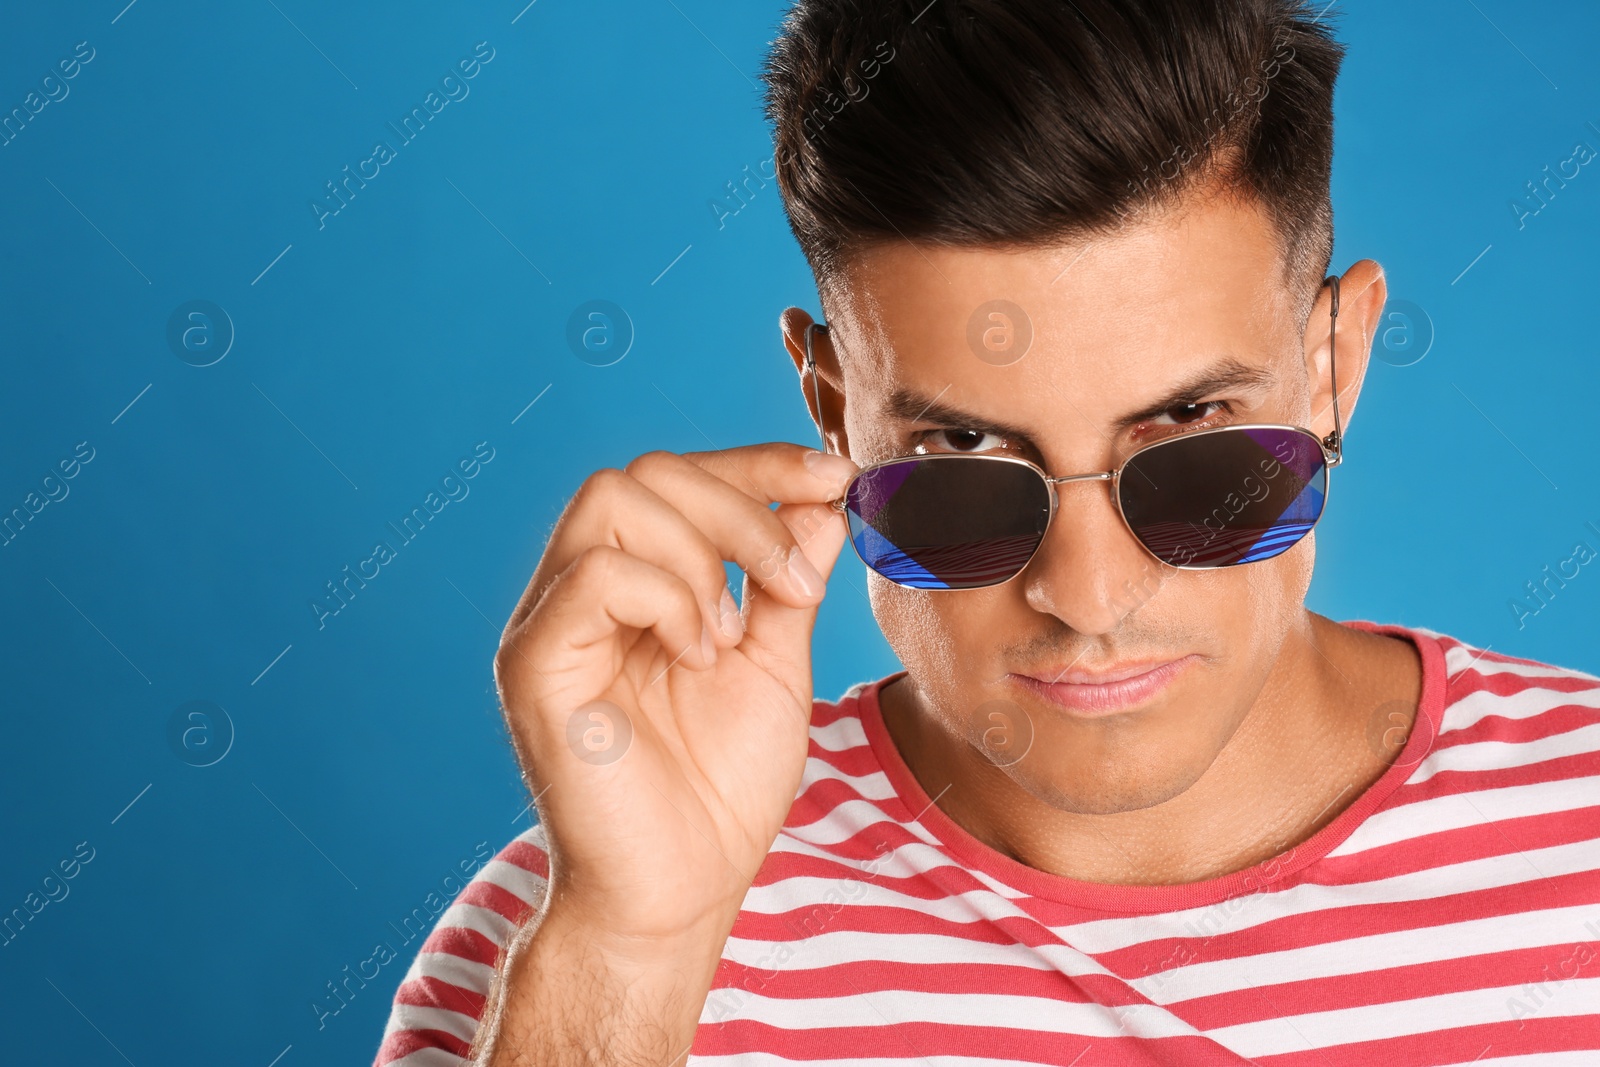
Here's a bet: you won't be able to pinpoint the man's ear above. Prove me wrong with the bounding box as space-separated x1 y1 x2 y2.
779 306 850 458
1304 259 1386 450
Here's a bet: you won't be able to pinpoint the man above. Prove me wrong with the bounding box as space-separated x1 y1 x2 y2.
374 1 1600 1063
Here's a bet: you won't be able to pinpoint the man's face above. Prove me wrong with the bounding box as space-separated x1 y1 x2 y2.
814 186 1363 815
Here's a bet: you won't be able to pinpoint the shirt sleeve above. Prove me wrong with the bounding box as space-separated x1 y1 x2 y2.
371 820 551 1067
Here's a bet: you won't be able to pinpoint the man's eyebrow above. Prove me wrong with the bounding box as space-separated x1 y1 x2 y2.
882 357 1278 441
882 387 1038 441
1109 357 1277 429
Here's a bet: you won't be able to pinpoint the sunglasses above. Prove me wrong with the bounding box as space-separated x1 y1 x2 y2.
803 276 1346 590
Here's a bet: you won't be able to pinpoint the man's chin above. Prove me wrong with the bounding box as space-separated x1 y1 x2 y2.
998 751 1215 816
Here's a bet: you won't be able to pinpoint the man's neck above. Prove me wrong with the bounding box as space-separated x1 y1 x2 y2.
876 613 1424 886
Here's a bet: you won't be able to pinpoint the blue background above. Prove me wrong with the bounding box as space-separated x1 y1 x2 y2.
1 1 1595 1064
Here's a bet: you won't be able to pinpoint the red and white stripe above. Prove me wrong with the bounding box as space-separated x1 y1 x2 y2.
374 622 1600 1066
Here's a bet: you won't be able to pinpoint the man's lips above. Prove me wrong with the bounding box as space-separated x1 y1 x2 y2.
1007 655 1199 715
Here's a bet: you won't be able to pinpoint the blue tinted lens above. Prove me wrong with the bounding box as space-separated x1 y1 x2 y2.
843 456 1051 590
1117 427 1327 567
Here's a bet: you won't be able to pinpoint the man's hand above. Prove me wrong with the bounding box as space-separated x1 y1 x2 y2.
493 440 857 943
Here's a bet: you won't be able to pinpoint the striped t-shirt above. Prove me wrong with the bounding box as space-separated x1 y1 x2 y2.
374 620 1600 1065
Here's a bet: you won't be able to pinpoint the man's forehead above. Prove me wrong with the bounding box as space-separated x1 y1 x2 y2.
826 188 1296 344
823 195 1300 425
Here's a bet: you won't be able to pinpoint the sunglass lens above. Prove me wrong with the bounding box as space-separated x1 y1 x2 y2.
844 456 1051 589
1118 427 1327 567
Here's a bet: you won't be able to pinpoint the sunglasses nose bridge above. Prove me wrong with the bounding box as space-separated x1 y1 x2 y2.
1043 471 1116 486
1039 470 1116 519
1038 469 1121 546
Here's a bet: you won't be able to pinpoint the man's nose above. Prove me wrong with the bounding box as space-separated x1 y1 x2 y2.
1019 480 1171 635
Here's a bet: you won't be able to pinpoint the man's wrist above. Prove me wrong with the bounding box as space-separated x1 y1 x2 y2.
533 891 741 975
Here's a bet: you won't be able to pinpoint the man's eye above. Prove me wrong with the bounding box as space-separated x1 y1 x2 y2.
918 428 1008 453
1154 400 1230 426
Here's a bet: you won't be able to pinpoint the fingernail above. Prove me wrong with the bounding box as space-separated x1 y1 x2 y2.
700 623 717 666
718 588 743 639
785 546 825 599
803 449 858 490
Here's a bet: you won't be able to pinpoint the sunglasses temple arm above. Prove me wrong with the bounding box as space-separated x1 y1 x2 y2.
805 323 854 512
1324 275 1344 469
805 321 830 453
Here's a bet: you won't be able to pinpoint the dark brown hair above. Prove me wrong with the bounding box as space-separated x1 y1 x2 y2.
760 0 1345 316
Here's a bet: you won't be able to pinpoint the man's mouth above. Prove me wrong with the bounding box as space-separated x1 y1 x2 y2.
1007 655 1199 716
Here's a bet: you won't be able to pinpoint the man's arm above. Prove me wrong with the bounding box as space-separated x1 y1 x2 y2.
369 822 738 1067
468 895 739 1067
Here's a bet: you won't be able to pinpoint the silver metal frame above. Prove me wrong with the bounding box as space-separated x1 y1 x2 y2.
802 275 1345 582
